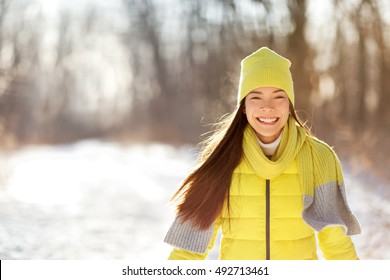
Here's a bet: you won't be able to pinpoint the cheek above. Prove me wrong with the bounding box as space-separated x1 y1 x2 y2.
281 102 290 116
244 103 255 116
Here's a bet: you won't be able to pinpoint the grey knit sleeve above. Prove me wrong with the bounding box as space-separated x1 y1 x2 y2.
164 216 215 254
302 182 361 235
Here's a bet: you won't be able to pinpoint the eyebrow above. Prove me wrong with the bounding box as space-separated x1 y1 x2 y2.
249 89 285 94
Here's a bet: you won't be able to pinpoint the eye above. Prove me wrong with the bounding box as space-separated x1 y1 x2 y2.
275 95 286 99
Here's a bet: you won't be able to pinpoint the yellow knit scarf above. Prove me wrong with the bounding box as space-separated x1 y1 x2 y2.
243 117 306 179
243 116 327 196
242 117 361 235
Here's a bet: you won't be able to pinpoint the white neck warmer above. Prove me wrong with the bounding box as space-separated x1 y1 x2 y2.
256 132 282 156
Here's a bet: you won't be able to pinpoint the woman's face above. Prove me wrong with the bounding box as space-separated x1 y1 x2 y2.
244 86 290 144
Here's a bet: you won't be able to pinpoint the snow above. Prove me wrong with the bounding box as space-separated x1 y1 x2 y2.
0 140 388 260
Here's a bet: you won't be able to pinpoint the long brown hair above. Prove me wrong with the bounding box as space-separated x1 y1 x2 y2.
171 99 311 230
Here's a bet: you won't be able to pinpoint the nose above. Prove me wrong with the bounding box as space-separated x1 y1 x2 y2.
260 98 275 110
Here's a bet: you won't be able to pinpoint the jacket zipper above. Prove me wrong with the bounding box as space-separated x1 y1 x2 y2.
266 179 270 260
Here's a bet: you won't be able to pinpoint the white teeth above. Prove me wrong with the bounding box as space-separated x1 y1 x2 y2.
258 117 277 123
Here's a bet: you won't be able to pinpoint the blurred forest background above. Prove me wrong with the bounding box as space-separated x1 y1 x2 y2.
1 0 390 181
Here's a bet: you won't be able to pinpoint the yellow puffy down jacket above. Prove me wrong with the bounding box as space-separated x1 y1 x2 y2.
168 158 359 260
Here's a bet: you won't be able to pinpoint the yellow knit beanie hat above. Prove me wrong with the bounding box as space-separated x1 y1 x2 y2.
237 47 294 105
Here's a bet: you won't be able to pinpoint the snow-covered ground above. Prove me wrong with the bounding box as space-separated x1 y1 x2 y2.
0 140 388 260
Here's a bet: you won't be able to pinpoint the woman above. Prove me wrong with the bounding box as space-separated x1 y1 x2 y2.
164 47 361 260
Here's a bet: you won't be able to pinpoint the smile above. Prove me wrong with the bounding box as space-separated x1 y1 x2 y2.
257 117 279 124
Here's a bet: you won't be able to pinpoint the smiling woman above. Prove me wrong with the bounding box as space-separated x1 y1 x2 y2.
244 87 290 144
164 47 361 260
